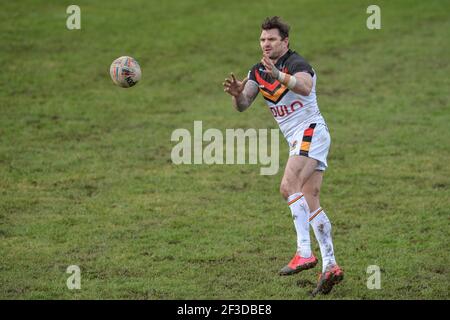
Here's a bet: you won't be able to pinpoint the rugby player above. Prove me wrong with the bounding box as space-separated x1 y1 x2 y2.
223 16 343 296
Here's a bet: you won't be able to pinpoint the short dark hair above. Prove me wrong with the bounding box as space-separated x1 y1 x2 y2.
261 16 290 39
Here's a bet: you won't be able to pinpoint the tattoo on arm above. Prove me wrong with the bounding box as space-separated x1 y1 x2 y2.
233 81 259 112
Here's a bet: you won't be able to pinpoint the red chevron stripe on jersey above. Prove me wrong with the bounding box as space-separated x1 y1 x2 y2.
255 70 280 91
254 67 289 92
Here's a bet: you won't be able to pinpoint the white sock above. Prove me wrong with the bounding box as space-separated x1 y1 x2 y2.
309 207 337 272
287 193 312 258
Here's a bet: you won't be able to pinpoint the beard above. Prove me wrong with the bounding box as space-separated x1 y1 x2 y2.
266 48 282 60
269 53 278 59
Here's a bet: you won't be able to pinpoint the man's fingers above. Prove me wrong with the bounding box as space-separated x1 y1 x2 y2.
261 56 273 68
261 65 271 72
261 60 270 70
225 73 248 94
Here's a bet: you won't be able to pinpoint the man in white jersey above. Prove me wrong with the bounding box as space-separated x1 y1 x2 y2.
223 16 343 296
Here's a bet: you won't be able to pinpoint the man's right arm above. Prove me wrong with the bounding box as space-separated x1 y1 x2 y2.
232 80 259 112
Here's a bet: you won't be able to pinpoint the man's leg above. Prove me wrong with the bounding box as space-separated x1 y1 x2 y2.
279 155 319 275
303 171 343 295
302 171 337 272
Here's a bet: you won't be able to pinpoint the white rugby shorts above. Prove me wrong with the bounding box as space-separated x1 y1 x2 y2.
288 123 331 171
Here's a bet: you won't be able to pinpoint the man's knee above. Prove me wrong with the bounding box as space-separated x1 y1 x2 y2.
280 178 305 200
303 185 320 198
280 181 291 200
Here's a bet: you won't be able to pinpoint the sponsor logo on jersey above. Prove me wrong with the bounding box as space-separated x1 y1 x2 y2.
269 100 303 118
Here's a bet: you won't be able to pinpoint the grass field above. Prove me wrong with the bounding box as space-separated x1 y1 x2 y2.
1 0 449 299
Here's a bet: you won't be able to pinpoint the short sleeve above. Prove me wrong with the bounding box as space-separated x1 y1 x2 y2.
285 55 314 77
248 64 259 83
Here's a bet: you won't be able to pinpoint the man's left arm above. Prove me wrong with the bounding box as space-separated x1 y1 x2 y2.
286 71 313 96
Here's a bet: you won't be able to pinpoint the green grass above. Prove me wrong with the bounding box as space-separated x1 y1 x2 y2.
1 0 449 299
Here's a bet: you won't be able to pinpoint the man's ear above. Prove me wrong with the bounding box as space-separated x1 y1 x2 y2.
284 37 289 47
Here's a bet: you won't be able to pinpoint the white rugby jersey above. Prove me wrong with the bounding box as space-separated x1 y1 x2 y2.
248 49 326 140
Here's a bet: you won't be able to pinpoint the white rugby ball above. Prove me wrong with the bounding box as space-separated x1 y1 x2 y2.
109 56 141 88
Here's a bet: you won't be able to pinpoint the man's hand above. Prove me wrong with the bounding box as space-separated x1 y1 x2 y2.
223 73 248 97
260 55 280 79
223 72 259 112
260 55 313 96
